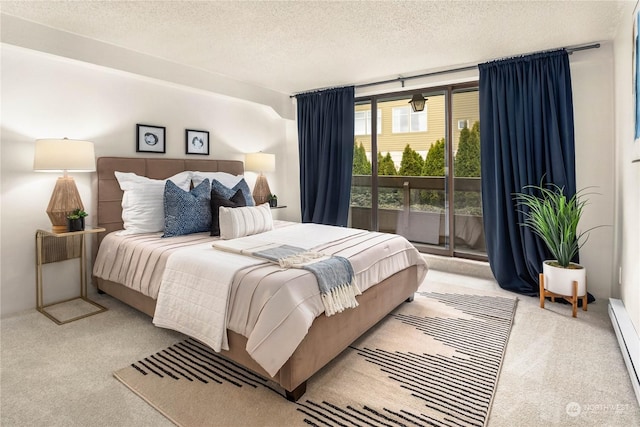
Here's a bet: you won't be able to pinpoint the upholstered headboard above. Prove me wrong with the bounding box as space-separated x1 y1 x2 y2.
96 157 244 240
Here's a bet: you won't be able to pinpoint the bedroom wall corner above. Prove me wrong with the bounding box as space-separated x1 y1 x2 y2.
612 5 640 333
280 119 301 222
569 43 616 301
0 44 297 317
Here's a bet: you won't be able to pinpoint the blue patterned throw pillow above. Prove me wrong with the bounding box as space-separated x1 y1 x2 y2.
163 178 212 237
211 178 254 207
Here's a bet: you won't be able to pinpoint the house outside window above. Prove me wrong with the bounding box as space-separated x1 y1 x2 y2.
458 119 469 130
355 109 381 135
392 106 427 133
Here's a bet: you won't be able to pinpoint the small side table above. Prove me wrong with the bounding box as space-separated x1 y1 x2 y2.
270 205 287 220
35 227 107 324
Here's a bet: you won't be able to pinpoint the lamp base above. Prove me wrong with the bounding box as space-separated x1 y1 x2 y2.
51 224 70 234
252 174 272 205
47 176 84 232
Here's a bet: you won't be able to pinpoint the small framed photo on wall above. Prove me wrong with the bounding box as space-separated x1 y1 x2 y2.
136 124 166 153
185 129 210 155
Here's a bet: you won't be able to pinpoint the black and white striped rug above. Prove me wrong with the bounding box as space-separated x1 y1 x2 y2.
115 287 517 427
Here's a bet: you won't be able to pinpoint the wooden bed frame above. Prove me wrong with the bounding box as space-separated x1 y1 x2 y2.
93 156 419 400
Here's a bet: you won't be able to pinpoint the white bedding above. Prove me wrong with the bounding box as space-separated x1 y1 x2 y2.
153 224 366 374
94 222 428 377
152 242 265 354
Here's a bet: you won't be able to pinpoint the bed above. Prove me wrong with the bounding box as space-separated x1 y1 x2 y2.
92 156 428 400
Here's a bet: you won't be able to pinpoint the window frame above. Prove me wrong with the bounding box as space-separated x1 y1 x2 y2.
354 82 485 262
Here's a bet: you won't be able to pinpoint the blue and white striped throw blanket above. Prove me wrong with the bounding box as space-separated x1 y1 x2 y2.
214 242 360 316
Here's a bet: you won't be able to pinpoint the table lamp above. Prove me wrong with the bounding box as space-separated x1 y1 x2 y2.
245 152 275 205
34 138 96 233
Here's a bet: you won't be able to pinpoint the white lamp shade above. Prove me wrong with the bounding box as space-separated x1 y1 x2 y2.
245 152 275 173
34 138 96 172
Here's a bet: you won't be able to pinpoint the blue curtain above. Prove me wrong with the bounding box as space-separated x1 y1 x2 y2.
296 86 355 226
479 50 577 295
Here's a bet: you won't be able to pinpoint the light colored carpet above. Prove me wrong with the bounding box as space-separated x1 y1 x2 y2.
1 270 639 426
114 285 517 426
41 297 105 323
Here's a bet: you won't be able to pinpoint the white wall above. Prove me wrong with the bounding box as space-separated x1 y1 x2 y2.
1 14 295 120
570 44 617 300
613 8 640 332
0 44 299 317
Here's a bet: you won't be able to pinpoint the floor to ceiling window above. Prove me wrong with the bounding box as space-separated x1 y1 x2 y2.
350 83 485 260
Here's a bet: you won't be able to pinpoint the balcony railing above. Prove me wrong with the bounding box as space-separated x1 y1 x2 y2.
350 175 486 254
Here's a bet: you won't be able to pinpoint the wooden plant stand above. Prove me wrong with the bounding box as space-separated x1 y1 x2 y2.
539 273 588 318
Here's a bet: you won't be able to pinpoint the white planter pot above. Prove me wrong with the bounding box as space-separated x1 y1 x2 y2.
542 260 586 297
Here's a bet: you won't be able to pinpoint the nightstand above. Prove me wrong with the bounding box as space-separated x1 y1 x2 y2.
35 226 107 324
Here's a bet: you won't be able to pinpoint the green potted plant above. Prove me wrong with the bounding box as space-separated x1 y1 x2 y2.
67 208 88 232
268 194 278 208
513 180 598 299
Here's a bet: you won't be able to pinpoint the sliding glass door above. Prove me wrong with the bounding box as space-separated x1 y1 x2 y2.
452 88 484 257
350 83 485 260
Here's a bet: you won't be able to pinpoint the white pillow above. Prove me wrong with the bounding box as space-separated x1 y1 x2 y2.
115 171 192 235
219 203 273 240
192 171 243 189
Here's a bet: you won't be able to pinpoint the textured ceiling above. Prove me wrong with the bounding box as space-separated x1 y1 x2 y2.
0 1 631 94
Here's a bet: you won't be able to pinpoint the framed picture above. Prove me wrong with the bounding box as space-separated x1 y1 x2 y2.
185 129 210 155
136 124 166 153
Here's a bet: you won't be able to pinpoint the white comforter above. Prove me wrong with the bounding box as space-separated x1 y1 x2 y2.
152 223 427 376
152 241 264 354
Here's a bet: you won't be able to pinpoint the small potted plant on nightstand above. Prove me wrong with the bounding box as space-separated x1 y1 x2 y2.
268 194 278 208
67 208 88 232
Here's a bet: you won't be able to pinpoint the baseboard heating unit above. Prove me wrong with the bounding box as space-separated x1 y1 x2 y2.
609 298 640 405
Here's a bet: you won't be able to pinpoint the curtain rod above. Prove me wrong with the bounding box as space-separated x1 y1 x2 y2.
292 42 601 97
